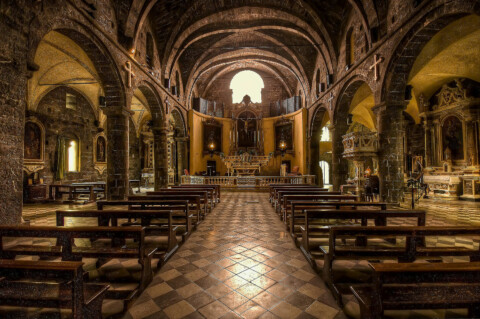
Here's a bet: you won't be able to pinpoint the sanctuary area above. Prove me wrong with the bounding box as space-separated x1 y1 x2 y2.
0 1 480 318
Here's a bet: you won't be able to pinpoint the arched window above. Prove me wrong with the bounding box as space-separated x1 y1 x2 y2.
146 33 154 68
320 126 331 142
346 28 355 66
319 161 330 185
67 139 79 172
230 70 264 103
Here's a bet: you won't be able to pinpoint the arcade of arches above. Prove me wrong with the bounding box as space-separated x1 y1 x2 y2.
1 1 480 318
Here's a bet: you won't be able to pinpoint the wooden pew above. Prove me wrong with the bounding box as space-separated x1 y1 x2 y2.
300 210 426 268
173 185 220 204
0 226 155 308
289 201 393 237
56 209 180 264
280 193 351 221
156 188 214 209
131 194 203 223
351 262 480 319
272 187 327 207
144 191 209 216
0 259 109 319
97 200 194 240
274 189 333 214
49 184 95 202
71 182 106 200
268 184 317 203
321 226 480 306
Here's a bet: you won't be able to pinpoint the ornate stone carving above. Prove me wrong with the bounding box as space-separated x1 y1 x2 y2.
23 164 45 175
342 131 379 159
433 79 469 110
94 163 107 175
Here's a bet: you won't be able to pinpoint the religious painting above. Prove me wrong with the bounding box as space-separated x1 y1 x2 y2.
237 112 257 148
96 136 106 163
442 116 464 161
24 121 43 161
203 120 222 154
275 120 293 153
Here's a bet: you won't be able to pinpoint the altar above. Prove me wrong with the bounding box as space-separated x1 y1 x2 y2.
221 152 272 176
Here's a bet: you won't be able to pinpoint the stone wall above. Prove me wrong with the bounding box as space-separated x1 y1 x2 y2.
31 86 103 188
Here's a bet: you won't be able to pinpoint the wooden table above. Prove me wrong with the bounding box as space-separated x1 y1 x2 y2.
49 184 95 202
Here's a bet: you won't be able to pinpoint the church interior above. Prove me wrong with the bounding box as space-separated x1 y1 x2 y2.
1 0 480 318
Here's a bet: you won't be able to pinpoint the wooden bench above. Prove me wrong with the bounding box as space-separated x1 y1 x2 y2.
159 188 214 209
71 182 106 200
49 184 95 202
289 201 393 236
0 226 155 308
270 185 323 205
97 200 194 240
280 194 354 221
273 187 328 207
268 184 317 203
56 209 180 264
173 185 221 204
0 259 109 319
351 262 480 319
145 191 209 217
320 226 480 306
300 210 426 268
274 190 334 215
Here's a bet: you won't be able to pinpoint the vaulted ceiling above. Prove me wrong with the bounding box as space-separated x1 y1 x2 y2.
118 0 387 102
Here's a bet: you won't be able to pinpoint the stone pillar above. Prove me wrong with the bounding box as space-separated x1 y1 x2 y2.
153 126 169 190
375 104 405 203
105 109 130 199
331 124 348 191
423 119 433 167
176 137 188 184
0 15 27 224
466 119 479 166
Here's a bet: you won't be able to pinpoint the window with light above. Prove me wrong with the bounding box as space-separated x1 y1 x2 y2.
230 70 264 103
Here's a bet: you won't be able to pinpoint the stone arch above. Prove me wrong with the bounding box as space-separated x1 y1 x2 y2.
28 19 125 111
381 0 480 106
134 80 165 126
309 105 330 186
170 108 187 137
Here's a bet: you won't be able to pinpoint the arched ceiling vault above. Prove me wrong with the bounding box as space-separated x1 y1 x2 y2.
120 0 381 105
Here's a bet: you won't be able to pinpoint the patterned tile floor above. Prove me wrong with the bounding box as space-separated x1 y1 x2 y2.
19 192 480 319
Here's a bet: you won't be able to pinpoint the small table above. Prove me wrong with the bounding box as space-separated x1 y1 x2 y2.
49 184 95 202
129 180 141 193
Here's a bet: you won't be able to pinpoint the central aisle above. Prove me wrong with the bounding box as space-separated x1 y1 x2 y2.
125 192 345 319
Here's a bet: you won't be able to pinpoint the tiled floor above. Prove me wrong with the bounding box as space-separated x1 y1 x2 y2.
20 192 480 319
123 192 344 319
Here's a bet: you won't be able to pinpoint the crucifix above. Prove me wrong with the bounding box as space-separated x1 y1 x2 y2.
124 61 136 88
327 92 335 110
369 54 384 81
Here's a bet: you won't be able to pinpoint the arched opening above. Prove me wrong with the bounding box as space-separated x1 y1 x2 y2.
315 69 321 97
346 28 355 67
230 70 264 103
310 107 331 187
319 160 330 185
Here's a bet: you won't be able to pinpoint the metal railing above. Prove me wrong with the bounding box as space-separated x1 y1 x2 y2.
181 175 316 188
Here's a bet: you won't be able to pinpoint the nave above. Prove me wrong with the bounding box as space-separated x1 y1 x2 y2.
17 191 480 319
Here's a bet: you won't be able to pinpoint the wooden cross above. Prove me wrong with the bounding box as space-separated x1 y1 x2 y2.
369 54 384 81
327 92 335 110
124 61 136 88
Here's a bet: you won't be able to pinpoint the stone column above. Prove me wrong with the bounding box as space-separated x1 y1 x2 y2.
423 119 433 167
176 137 188 184
375 104 405 203
466 119 479 166
331 124 349 191
0 22 27 224
153 126 169 190
105 109 130 199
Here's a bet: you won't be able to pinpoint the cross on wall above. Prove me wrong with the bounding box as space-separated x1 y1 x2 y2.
369 54 384 81
124 61 136 88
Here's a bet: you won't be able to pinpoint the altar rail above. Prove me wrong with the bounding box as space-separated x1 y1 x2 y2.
181 175 316 188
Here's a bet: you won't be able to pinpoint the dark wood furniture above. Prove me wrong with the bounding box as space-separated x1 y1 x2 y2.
321 226 480 305
173 185 221 203
0 225 154 310
24 183 47 203
0 259 109 319
49 184 95 202
351 262 480 319
56 209 180 262
97 200 194 240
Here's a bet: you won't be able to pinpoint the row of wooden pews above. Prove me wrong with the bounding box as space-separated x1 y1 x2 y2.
0 184 220 318
268 183 480 318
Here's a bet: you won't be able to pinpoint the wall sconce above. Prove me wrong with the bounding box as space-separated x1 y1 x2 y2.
208 134 216 158
279 135 287 157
